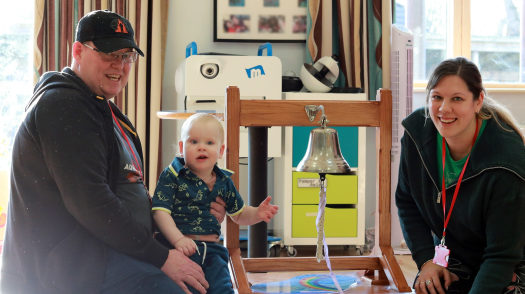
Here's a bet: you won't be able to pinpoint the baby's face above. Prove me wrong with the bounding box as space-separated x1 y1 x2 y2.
179 120 224 175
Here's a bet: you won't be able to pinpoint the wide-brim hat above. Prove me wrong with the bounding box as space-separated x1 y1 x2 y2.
76 10 144 57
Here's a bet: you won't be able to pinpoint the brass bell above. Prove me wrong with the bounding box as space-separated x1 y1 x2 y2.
296 105 351 174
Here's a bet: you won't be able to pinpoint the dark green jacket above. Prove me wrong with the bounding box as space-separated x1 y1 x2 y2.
396 107 525 293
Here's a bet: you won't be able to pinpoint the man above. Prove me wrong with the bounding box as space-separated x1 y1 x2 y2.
1 10 224 294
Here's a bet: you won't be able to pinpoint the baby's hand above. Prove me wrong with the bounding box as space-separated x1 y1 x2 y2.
257 196 279 223
174 237 196 256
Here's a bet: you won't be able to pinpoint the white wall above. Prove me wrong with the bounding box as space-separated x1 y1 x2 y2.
162 0 525 242
162 0 306 147
162 0 306 166
160 0 413 237
161 0 307 231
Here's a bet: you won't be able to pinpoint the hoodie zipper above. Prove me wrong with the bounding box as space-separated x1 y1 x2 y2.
404 128 525 204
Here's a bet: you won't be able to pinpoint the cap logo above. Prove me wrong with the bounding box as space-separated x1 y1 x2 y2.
111 19 128 34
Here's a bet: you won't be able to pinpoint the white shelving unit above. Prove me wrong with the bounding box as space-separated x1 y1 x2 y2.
272 92 369 256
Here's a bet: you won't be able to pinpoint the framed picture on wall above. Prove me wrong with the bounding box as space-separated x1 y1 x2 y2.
214 0 307 43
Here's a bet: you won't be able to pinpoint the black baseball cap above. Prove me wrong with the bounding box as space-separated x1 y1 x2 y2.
76 10 144 57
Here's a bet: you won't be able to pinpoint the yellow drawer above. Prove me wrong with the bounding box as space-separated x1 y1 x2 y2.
292 205 358 238
292 172 357 204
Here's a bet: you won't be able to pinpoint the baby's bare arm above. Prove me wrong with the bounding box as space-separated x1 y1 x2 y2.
230 196 278 225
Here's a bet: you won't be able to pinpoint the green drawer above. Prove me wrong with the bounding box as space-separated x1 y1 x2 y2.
292 172 357 204
292 205 358 238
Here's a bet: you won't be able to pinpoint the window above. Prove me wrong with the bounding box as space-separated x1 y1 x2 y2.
395 0 524 88
0 0 34 245
0 2 33 171
471 1 522 84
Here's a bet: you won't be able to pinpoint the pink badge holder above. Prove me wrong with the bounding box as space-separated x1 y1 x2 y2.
433 244 450 268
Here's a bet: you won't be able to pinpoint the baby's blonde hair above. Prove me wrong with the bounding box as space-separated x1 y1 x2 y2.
180 113 224 144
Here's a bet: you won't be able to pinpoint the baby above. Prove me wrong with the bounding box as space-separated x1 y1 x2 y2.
152 113 278 294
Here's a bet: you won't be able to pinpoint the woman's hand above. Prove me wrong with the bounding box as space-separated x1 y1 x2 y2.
210 196 226 223
174 237 197 257
414 261 454 294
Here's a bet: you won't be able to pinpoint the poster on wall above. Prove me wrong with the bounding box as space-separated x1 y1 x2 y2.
214 0 307 43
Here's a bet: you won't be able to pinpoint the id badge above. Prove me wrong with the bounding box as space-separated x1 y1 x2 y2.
433 245 450 268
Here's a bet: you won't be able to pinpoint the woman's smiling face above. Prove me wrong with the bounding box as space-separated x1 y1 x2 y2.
429 75 483 144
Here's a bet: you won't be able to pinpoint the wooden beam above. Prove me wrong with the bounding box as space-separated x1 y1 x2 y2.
228 248 251 294
380 246 412 292
225 87 249 292
361 268 390 286
238 100 381 127
156 111 224 121
225 86 240 250
243 256 383 273
223 88 409 293
377 89 392 247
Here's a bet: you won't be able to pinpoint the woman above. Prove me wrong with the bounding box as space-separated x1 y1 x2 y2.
396 57 525 293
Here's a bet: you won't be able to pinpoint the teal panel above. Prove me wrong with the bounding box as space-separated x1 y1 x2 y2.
292 126 359 168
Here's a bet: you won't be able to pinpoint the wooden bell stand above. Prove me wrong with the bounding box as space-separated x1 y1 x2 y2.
223 86 412 293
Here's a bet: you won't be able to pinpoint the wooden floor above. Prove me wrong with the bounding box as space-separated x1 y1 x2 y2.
244 245 417 293
0 245 416 293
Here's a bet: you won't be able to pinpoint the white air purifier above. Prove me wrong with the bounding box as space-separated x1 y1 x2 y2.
390 23 413 253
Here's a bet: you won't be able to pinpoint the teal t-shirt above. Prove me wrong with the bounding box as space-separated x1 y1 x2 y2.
437 119 487 186
152 157 245 236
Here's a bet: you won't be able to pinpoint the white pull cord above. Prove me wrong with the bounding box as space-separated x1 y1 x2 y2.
316 177 344 294
193 241 207 265
316 185 325 262
201 241 207 265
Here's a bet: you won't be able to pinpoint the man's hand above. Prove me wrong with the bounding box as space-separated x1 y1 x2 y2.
256 196 279 223
210 196 226 223
175 237 197 257
160 249 209 294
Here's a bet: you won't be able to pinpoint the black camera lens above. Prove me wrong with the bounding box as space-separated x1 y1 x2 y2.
201 64 219 79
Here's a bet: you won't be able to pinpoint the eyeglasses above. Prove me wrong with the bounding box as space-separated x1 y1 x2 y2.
82 43 138 63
